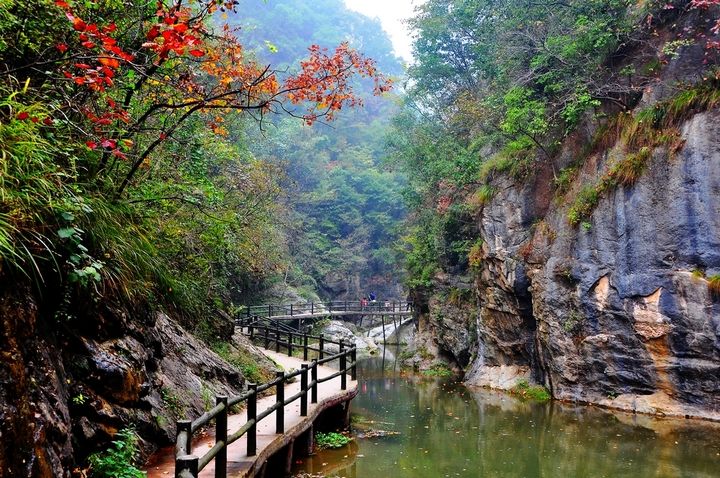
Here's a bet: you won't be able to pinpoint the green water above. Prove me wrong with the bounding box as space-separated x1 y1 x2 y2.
292 352 720 478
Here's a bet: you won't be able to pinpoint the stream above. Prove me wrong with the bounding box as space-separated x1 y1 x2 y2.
291 349 720 478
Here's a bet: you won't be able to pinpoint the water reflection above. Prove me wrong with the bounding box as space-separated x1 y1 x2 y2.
293 349 720 478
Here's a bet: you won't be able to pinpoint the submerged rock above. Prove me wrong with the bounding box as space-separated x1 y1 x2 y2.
319 320 379 354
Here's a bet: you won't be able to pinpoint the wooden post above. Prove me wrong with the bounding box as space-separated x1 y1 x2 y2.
351 347 357 381
304 424 314 455
175 455 199 478
247 383 257 456
249 323 254 340
311 360 318 404
318 334 324 360
345 300 348 312
268 304 272 317
339 341 347 390
176 419 192 455
381 315 386 344
264 326 269 349
303 334 309 361
288 331 294 357
311 302 314 315
300 364 308 417
215 396 228 478
275 322 280 353
343 400 352 428
284 439 295 475
275 371 285 433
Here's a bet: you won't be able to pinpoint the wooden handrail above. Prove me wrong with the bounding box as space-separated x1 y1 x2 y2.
173 325 357 478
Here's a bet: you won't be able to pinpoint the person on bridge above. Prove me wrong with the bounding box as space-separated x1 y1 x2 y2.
369 292 376 302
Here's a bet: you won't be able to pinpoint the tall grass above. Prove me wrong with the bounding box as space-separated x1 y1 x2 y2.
0 88 74 283
0 87 174 306
567 79 720 225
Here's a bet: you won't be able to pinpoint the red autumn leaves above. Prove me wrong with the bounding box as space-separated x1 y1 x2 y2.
143 7 206 60
55 0 134 93
16 112 53 125
691 0 720 35
284 43 393 124
49 0 392 175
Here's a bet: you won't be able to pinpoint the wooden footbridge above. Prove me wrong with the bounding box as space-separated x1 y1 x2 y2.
241 300 413 321
145 325 358 478
236 300 414 346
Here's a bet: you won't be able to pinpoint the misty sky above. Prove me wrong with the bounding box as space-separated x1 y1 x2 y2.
344 0 423 63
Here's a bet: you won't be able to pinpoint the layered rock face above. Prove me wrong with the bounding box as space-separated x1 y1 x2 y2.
529 108 720 419
418 59 720 420
0 290 273 477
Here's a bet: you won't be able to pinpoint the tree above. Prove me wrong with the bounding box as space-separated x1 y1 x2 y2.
0 0 393 313
5 0 391 197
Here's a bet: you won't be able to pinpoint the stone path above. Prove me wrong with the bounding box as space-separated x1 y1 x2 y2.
145 349 357 477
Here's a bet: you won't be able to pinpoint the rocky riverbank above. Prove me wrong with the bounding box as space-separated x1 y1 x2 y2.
409 22 720 421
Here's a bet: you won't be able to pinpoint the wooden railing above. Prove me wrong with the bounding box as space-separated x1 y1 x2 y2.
174 325 357 478
241 300 413 319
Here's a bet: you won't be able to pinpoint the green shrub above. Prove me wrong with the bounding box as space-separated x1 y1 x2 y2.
510 379 551 402
417 346 434 361
568 185 600 226
160 387 184 417
397 348 415 361
562 310 584 333
554 166 577 193
87 428 145 478
467 184 495 211
212 342 272 384
421 363 453 378
609 147 652 186
468 239 484 270
707 275 720 297
315 432 352 450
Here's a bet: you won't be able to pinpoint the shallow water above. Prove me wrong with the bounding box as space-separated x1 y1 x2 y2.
292 350 720 478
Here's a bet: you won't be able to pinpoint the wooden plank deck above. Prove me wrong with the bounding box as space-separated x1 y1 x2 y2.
145 349 357 478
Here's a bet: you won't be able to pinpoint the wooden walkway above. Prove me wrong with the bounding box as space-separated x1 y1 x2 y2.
241 300 413 322
144 349 357 478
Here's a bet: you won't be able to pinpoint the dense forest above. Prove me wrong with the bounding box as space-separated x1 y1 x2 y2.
0 0 398 335
230 0 407 302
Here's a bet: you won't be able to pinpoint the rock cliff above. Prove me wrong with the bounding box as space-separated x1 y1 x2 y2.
415 39 720 420
0 286 274 477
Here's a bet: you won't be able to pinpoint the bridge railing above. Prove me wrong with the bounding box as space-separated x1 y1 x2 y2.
174 325 357 478
241 300 413 318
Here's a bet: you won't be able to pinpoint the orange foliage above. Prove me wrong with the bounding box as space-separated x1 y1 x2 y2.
50 0 392 193
284 43 392 124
